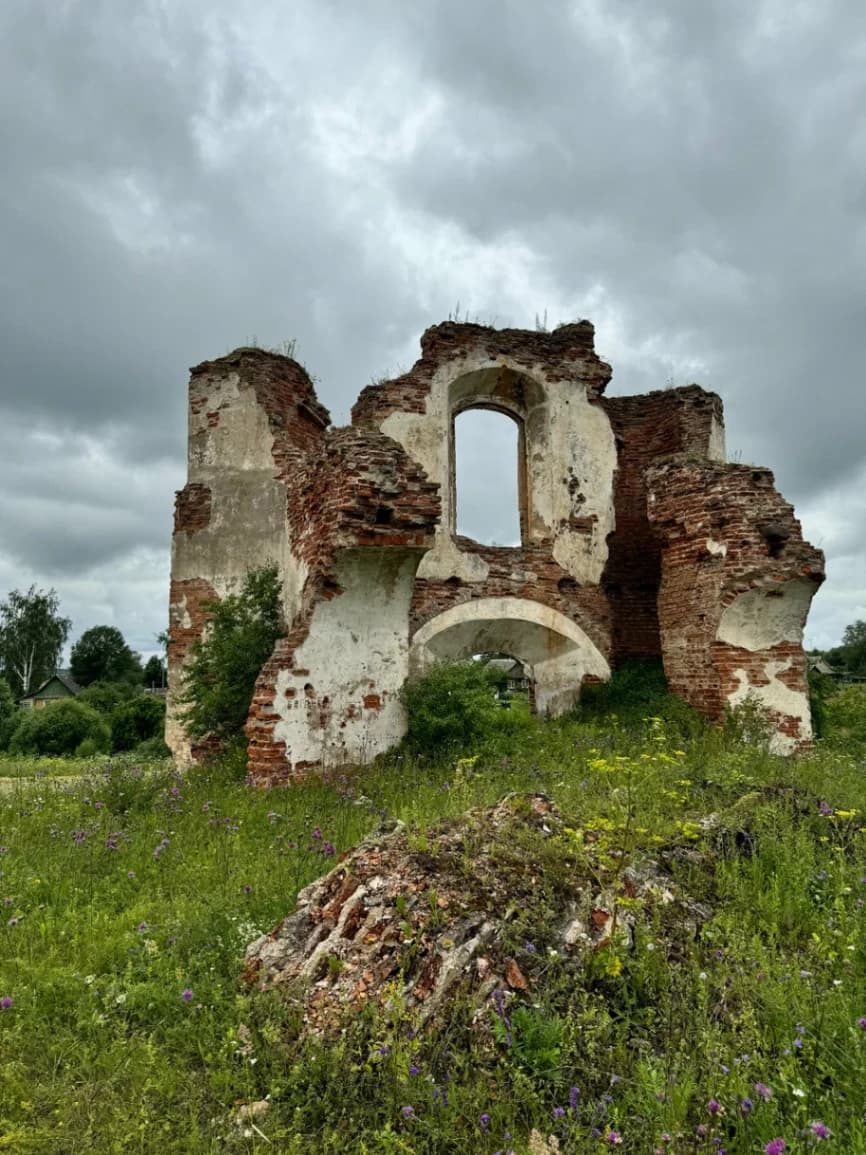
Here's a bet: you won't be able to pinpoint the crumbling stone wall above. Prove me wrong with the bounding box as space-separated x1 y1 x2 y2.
167 322 824 780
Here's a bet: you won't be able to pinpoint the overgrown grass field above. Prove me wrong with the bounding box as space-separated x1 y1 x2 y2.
1 674 866 1153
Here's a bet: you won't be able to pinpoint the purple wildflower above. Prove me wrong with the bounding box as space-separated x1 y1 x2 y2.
408 1065 419 1076
569 1086 580 1111
321 841 336 857
480 1112 490 1129
607 1132 623 1146
136 921 148 933
72 830 87 845
764 1140 786 1155
243 885 252 894
707 1098 722 1115
818 800 833 816
377 1045 391 1056
754 1082 772 1101
810 1122 831 1140
402 1105 414 1118
181 988 193 1002
0 996 12 1010
696 1124 708 1138
553 1106 566 1119
858 1017 866 1030
524 940 537 952
740 1098 753 1115
311 827 322 841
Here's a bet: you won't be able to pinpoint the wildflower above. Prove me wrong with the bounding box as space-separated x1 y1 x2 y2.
243 885 252 894
607 1132 623 1146
810 1122 831 1140
321 841 336 857
740 1098 753 1115
754 1082 772 1101
553 1106 566 1119
858 1017 866 1030
377 1045 391 1056
136 922 148 933
818 801 833 816
181 988 193 1002
408 1065 419 1076
402 1105 414 1118
72 830 87 845
610 1074 622 1085
127 871 136 879
7 917 19 927
311 827 322 841
524 940 537 952
707 1098 722 1115
696 1124 708 1138
764 1140 786 1155
0 996 12 1010
480 1113 490 1129
791 1088 805 1098
569 1086 580 1111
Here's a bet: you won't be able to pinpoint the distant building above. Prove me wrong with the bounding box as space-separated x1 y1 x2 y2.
485 657 531 693
18 670 81 710
807 655 840 678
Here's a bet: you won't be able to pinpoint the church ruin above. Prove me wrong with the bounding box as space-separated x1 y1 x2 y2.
167 321 825 781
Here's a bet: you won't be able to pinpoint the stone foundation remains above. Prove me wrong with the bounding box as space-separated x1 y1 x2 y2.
167 321 824 780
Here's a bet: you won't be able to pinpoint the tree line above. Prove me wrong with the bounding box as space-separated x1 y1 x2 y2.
0 585 167 758
0 584 166 697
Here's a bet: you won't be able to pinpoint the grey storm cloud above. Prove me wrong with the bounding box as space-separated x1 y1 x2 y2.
0 0 864 655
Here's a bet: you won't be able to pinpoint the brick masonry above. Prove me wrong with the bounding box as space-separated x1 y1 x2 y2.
167 322 825 779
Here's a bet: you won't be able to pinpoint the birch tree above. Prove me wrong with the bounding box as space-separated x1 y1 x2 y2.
0 586 71 697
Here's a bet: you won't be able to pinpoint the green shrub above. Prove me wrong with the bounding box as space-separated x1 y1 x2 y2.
402 661 506 756
578 659 706 739
110 694 166 752
182 565 284 746
0 675 19 750
823 683 866 746
77 680 138 716
8 698 111 756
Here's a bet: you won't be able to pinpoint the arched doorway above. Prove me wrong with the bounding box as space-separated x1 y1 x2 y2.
410 597 610 716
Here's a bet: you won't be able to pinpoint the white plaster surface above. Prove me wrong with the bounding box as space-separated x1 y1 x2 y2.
727 661 812 754
708 413 727 462
717 580 813 652
381 356 617 585
410 597 610 716
272 550 419 768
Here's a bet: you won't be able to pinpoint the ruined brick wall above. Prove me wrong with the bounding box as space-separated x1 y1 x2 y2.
244 425 441 783
601 386 725 665
167 349 330 763
646 459 824 750
167 319 824 778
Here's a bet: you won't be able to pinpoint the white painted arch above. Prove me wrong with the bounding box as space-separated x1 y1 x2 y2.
410 597 611 716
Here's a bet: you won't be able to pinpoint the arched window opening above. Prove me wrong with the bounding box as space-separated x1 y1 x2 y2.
454 409 522 545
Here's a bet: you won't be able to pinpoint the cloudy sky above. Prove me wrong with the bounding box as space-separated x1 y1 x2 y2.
1 0 864 659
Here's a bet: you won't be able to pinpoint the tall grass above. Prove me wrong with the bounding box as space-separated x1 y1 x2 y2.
0 681 865 1152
